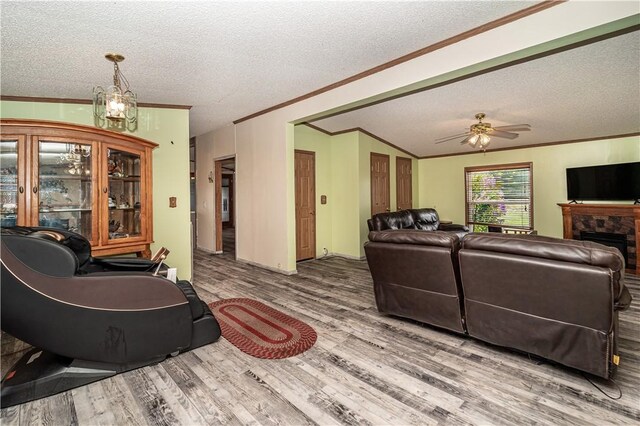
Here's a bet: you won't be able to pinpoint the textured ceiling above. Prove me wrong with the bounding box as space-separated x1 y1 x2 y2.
1 1 537 137
313 31 640 157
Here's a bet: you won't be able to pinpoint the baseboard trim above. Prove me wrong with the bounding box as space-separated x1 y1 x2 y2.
196 246 218 255
236 257 298 276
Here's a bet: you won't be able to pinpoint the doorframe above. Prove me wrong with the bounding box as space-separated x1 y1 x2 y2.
222 174 234 228
214 156 236 254
214 160 223 252
294 149 316 261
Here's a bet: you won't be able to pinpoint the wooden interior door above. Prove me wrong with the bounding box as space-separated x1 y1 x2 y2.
370 153 390 216
396 157 412 211
295 150 315 261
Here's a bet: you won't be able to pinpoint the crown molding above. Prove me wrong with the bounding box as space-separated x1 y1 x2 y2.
418 132 640 159
0 95 191 110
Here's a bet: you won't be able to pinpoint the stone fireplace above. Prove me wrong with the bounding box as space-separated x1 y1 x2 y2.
559 204 640 274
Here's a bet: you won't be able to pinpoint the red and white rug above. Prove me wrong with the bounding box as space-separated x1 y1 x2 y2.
208 298 317 359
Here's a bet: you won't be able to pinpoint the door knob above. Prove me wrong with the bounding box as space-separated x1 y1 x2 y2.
103 187 108 193
32 186 38 193
18 186 24 194
310 211 315 215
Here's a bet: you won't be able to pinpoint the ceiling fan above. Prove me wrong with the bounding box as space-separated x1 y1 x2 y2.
435 113 531 149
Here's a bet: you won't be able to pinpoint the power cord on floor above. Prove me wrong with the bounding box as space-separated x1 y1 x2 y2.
318 254 359 261
581 373 622 400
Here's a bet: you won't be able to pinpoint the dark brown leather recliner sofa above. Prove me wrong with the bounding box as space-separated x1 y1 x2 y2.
367 208 469 239
364 230 632 378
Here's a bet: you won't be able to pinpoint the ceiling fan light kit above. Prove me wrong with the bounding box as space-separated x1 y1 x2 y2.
435 112 531 150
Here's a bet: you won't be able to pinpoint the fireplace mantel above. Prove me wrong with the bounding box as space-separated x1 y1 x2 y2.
558 203 640 274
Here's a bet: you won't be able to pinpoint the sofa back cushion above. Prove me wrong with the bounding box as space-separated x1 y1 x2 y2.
368 229 459 250
371 210 415 231
461 232 624 270
409 208 440 231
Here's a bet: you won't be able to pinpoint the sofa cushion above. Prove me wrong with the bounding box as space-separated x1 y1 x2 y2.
461 232 624 271
409 208 439 231
368 230 460 251
371 210 415 231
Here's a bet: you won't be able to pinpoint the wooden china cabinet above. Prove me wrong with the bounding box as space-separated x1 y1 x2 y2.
0 119 157 257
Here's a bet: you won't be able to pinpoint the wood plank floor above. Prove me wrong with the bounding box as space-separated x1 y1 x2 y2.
1 248 639 425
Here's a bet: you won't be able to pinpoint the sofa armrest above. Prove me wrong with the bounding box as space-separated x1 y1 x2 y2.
615 284 632 311
438 223 469 232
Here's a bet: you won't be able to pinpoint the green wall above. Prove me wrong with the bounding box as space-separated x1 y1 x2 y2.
1 100 193 279
331 132 361 256
295 126 638 259
418 136 640 237
294 125 419 259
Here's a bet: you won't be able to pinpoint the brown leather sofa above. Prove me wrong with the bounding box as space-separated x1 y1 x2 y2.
367 208 468 238
364 230 632 378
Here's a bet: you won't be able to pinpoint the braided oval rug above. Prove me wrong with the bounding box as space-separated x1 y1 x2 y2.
208 298 317 359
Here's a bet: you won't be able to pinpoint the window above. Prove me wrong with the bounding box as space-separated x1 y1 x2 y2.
465 163 533 232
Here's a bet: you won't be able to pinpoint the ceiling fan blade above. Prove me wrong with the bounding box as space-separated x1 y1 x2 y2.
493 124 531 132
435 132 470 144
491 129 519 139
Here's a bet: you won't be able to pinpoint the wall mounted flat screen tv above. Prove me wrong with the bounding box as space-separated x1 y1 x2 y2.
566 162 640 201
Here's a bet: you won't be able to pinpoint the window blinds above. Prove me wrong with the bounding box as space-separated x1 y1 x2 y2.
465 164 532 229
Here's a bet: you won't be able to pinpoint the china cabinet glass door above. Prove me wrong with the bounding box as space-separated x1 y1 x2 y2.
0 138 21 227
38 140 95 240
106 147 142 241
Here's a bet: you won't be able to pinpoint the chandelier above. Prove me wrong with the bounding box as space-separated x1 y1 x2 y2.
93 53 137 129
59 144 91 175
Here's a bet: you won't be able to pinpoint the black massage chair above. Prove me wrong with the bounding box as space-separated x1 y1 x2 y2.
0 226 221 408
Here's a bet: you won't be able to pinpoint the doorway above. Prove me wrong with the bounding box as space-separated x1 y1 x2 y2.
370 153 390 216
214 157 236 255
295 150 316 261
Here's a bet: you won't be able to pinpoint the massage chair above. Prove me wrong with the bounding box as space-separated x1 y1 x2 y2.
0 226 221 408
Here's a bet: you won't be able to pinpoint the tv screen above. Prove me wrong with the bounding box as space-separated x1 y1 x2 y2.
566 162 640 201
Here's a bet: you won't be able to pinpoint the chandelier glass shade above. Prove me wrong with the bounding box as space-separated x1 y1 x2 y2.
467 132 491 148
93 53 137 127
59 144 91 175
